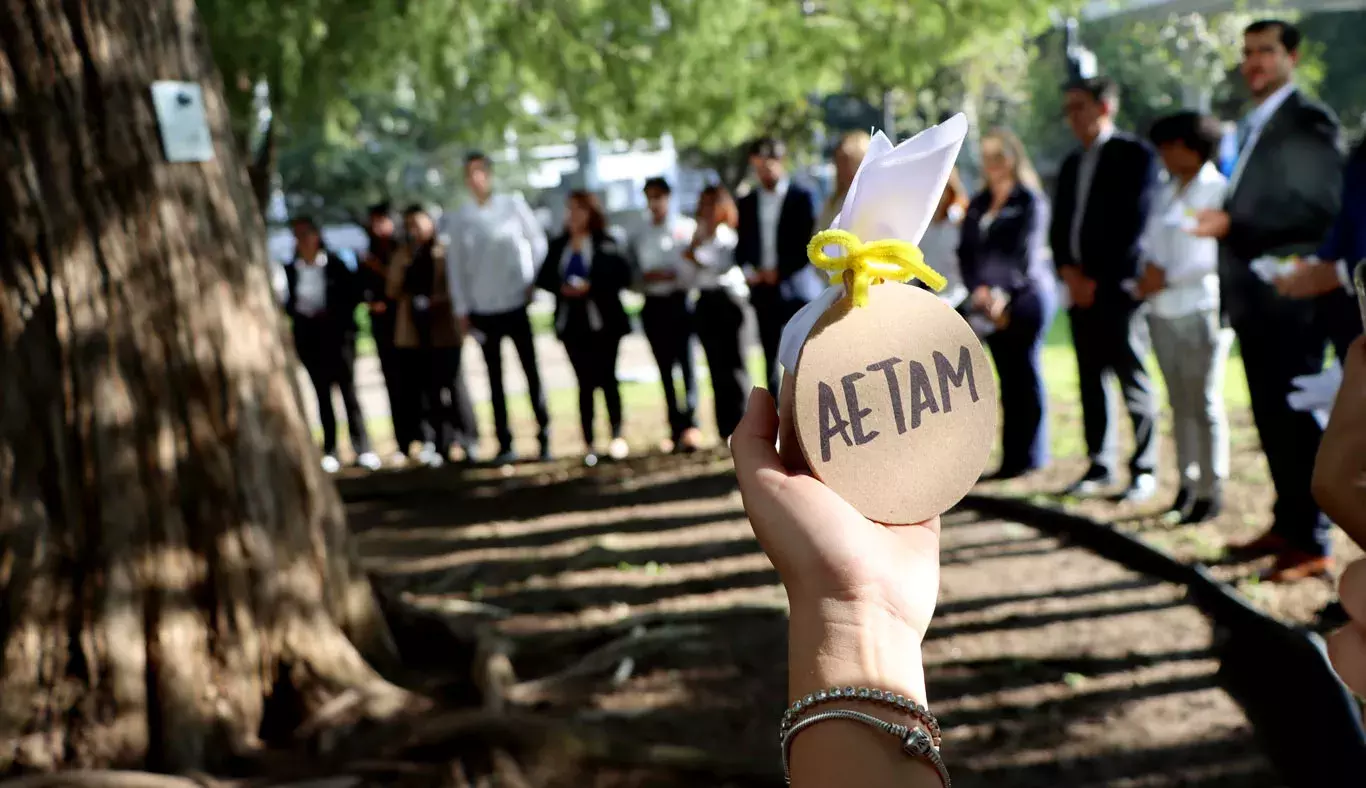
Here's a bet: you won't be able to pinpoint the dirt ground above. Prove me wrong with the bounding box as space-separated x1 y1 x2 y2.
345 446 1280 787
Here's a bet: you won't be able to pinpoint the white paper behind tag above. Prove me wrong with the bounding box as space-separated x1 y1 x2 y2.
777 114 968 373
150 81 214 163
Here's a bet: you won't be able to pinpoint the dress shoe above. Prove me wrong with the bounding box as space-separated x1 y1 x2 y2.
1168 487 1193 518
490 446 518 466
1224 531 1287 562
1180 494 1223 524
355 451 382 471
1116 473 1158 503
537 441 553 462
1063 467 1115 497
677 427 703 453
1261 551 1333 583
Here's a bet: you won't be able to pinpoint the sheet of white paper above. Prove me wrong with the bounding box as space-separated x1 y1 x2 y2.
1287 365 1342 418
150 81 214 163
1250 255 1295 284
778 114 969 373
1120 278 1141 298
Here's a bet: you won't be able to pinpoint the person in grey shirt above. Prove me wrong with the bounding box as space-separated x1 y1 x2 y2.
444 152 551 464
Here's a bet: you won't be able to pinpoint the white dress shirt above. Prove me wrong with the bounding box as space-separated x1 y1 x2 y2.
293 251 329 317
555 241 602 333
690 225 749 303
1141 162 1228 319
1228 81 1297 193
443 192 549 318
921 213 966 308
1069 125 1115 266
756 178 790 271
630 214 697 296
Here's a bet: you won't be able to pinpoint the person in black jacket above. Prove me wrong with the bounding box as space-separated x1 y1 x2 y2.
959 129 1058 479
283 217 380 473
1050 76 1161 501
536 191 633 465
736 137 819 395
1191 19 1344 582
359 202 416 463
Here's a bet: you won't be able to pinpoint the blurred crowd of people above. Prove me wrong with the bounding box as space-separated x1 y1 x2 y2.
277 17 1365 584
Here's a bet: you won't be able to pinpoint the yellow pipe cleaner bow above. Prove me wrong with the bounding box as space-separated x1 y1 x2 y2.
806 228 946 307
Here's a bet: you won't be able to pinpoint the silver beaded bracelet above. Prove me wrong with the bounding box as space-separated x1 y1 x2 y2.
780 708 951 786
780 685 941 746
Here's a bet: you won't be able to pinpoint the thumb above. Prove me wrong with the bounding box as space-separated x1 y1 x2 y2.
731 387 786 486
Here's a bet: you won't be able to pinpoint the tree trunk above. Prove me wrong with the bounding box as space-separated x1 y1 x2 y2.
0 0 400 775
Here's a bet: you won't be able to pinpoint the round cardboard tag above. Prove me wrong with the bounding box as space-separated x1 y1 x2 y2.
792 283 998 524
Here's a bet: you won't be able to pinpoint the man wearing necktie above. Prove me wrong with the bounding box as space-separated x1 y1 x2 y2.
1049 76 1161 502
1191 19 1344 582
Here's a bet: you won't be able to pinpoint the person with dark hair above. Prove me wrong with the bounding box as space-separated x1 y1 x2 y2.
737 135 820 395
1050 75 1162 501
443 151 551 464
536 191 633 465
628 177 702 452
1190 18 1344 581
359 200 416 464
387 205 479 468
959 128 1056 479
1134 111 1233 523
283 216 380 473
686 184 752 440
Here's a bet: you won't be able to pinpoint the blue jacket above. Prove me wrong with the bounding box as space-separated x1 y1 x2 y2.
1317 142 1366 265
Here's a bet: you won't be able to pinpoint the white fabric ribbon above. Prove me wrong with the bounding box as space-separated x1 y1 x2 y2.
777 114 969 374
1289 363 1343 428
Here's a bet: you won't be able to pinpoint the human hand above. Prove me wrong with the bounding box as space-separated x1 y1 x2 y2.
970 285 992 311
1328 560 1366 696
1068 275 1097 309
1134 264 1166 299
1190 209 1230 239
561 280 590 298
731 383 939 702
1313 336 1366 544
369 300 388 315
1275 259 1342 299
642 270 676 283
761 269 780 286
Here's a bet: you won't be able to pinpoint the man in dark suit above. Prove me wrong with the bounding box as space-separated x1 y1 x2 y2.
284 217 381 473
1050 76 1161 501
1192 19 1343 582
736 137 819 395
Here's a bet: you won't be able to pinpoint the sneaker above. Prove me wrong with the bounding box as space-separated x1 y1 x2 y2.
1063 466 1115 498
356 451 382 471
320 454 341 474
491 447 518 465
538 442 553 462
608 437 630 460
387 451 409 467
583 452 600 468
462 443 482 464
1116 473 1157 503
418 442 445 468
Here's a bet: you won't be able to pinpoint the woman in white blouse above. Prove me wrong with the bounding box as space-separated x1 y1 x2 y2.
1133 111 1232 523
922 167 971 310
685 185 752 440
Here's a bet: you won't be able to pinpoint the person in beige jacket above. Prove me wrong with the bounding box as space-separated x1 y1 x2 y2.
387 205 479 466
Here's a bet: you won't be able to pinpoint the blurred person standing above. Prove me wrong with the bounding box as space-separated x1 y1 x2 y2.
359 201 416 464
388 205 480 468
628 177 702 453
959 129 1057 479
444 152 552 464
1050 76 1161 501
686 184 752 442
1191 19 1344 581
737 137 819 395
923 166 971 310
536 191 633 465
819 131 870 230
1135 112 1233 524
283 216 381 473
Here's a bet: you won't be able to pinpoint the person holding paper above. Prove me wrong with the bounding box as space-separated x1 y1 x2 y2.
536 191 633 465
686 185 752 441
628 177 702 453
1049 76 1161 501
1190 19 1343 581
387 205 480 468
737 137 820 395
444 152 552 464
958 129 1056 480
1135 112 1233 524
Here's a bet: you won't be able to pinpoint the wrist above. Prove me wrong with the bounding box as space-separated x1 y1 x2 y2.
787 598 927 707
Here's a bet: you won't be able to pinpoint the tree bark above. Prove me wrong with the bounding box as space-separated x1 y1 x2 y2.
0 0 399 774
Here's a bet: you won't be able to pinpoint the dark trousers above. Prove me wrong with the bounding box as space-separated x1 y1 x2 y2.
1315 289 1363 362
404 342 478 456
642 293 698 439
564 332 623 447
1232 310 1332 556
751 285 803 395
294 320 370 456
470 307 550 450
694 290 751 440
371 309 419 452
1068 301 1158 477
986 286 1056 473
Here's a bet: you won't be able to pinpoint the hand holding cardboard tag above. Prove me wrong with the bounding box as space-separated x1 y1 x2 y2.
777 115 998 524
